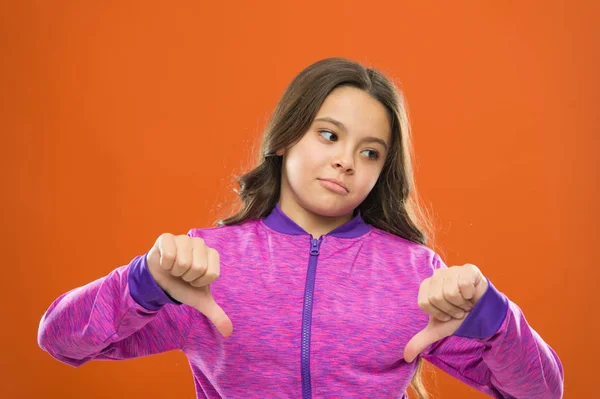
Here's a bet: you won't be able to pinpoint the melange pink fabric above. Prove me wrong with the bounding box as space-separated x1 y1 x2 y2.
38 204 564 398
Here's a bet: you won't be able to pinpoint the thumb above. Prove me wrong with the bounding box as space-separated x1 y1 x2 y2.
194 288 233 338
404 326 439 363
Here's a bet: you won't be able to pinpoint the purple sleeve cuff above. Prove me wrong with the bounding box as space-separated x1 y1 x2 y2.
128 254 182 311
452 278 509 339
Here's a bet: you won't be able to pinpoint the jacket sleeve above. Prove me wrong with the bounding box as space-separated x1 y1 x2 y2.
37 254 195 367
420 255 564 399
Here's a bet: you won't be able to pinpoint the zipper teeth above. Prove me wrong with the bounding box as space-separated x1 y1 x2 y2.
301 238 321 399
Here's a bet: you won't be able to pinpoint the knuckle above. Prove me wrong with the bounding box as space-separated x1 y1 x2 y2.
192 237 206 247
206 269 219 279
193 261 208 274
465 263 479 273
159 232 173 241
205 270 219 282
429 294 444 304
175 234 190 245
177 258 192 269
458 279 471 289
444 289 462 301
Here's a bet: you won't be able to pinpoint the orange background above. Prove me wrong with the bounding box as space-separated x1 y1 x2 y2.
1 1 597 398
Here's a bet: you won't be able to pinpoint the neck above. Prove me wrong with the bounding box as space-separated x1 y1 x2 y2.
278 195 354 238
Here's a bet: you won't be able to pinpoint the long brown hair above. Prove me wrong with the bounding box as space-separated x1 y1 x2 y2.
218 57 435 398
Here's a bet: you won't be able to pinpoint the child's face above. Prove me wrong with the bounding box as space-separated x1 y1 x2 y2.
278 85 392 218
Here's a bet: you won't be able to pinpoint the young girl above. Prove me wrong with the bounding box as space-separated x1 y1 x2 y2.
37 58 564 399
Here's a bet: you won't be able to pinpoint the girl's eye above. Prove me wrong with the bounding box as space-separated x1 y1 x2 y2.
362 149 380 160
319 130 380 160
319 130 338 142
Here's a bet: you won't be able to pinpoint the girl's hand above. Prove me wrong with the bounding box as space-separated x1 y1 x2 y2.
403 264 488 362
146 233 233 337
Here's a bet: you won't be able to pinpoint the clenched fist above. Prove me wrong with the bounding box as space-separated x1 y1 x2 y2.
404 263 488 362
146 233 233 337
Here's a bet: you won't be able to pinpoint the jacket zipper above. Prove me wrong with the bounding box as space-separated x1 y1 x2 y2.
301 236 322 399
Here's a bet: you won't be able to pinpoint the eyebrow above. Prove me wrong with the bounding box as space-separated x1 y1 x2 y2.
313 117 389 151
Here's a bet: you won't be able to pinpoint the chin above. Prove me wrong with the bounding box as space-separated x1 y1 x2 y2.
302 197 358 218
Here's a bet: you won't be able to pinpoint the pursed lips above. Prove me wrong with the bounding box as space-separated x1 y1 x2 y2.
318 178 349 192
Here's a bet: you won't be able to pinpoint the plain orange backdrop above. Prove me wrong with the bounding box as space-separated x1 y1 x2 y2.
1 1 597 398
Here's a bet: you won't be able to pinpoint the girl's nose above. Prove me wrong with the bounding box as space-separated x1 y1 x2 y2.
332 155 354 173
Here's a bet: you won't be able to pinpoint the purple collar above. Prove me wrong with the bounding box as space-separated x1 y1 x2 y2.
262 203 371 238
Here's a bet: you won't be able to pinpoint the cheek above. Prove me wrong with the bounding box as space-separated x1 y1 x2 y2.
284 151 310 187
355 167 383 194
286 143 323 177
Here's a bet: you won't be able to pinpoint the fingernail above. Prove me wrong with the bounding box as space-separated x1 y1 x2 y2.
455 311 465 319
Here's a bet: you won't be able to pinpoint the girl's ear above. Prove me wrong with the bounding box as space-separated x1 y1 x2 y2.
276 148 286 156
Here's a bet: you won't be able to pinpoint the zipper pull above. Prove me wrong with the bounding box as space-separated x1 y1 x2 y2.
310 238 321 256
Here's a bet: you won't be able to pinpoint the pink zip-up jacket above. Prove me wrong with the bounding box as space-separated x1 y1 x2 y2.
38 204 564 398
